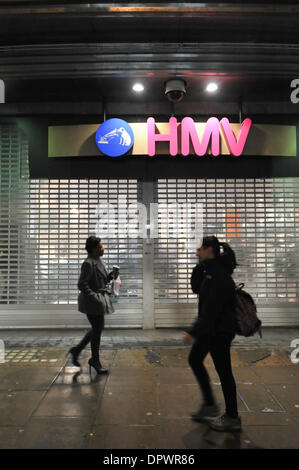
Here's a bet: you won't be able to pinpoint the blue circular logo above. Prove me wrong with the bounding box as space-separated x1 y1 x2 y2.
95 118 134 157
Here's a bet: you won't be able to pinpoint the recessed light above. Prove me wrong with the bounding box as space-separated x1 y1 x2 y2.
132 83 144 92
206 82 218 93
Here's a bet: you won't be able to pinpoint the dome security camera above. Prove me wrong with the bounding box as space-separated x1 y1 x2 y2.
164 79 187 103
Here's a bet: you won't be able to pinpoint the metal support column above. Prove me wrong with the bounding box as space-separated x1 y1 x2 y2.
139 181 155 329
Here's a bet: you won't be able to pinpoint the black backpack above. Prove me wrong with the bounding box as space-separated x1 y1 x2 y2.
233 283 262 338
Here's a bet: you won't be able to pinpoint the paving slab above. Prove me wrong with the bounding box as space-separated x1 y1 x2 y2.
0 426 22 449
292 416 299 428
113 348 158 369
251 349 291 366
205 366 260 384
0 366 61 391
243 423 299 449
266 385 299 415
105 367 159 392
241 412 291 426
230 366 260 383
237 383 283 412
0 390 46 426
34 383 105 418
158 367 197 385
195 427 257 449
89 424 161 449
95 389 159 425
158 384 200 419
15 417 92 449
251 366 299 384
160 419 214 449
157 348 191 367
235 348 273 365
159 419 257 449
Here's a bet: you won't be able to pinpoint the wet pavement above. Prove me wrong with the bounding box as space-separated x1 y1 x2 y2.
0 337 299 449
0 326 298 349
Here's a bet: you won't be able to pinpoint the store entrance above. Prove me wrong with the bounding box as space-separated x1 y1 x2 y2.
1 126 299 328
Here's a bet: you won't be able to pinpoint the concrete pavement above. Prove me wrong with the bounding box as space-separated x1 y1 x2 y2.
0 337 299 449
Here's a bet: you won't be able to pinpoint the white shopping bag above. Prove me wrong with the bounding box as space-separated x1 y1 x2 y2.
111 275 121 296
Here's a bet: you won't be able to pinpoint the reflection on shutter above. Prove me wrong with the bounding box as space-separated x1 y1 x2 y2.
154 178 299 327
0 125 143 327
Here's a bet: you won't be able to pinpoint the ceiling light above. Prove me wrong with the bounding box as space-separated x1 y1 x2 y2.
206 82 218 93
132 83 144 92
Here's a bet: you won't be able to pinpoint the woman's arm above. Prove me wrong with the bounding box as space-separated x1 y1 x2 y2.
190 263 206 294
78 261 97 299
188 274 231 338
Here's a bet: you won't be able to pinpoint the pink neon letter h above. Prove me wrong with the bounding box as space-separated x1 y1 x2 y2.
147 117 178 156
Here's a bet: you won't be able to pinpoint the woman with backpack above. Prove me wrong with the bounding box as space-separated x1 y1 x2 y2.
183 236 241 432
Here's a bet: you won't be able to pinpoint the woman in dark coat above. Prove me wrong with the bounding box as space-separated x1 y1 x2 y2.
183 236 241 432
69 236 116 374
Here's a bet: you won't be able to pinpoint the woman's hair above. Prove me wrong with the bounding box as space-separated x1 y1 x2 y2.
201 235 238 275
85 236 101 253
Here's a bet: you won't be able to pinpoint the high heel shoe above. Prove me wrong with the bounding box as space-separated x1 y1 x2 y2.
88 358 108 374
68 347 81 367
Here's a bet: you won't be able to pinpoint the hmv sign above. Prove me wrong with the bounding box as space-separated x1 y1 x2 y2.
147 117 252 158
94 117 252 157
48 117 296 158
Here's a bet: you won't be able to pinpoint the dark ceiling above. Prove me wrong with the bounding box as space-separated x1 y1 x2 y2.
1 1 299 46
1 2 299 106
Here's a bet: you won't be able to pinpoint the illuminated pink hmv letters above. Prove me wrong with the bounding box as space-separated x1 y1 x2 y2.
219 117 252 157
147 116 178 156
147 116 252 157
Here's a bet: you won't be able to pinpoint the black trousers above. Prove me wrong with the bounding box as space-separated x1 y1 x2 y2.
188 334 238 418
74 313 105 362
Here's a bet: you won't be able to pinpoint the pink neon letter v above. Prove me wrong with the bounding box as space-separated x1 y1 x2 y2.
220 117 252 157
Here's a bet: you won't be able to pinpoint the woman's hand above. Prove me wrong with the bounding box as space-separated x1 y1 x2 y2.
183 331 195 344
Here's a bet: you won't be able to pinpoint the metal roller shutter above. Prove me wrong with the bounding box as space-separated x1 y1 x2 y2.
0 125 143 327
1 126 299 329
154 178 299 327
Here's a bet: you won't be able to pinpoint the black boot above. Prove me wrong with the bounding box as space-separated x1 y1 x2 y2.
68 347 81 367
88 358 108 374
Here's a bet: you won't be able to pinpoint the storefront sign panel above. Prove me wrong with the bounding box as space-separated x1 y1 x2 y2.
48 118 296 158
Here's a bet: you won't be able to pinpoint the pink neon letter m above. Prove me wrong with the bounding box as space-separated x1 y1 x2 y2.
181 117 220 156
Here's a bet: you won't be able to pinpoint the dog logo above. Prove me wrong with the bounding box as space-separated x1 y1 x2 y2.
95 118 134 157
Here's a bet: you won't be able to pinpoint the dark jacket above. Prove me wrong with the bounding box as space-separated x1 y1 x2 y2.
77 256 114 315
187 257 237 340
